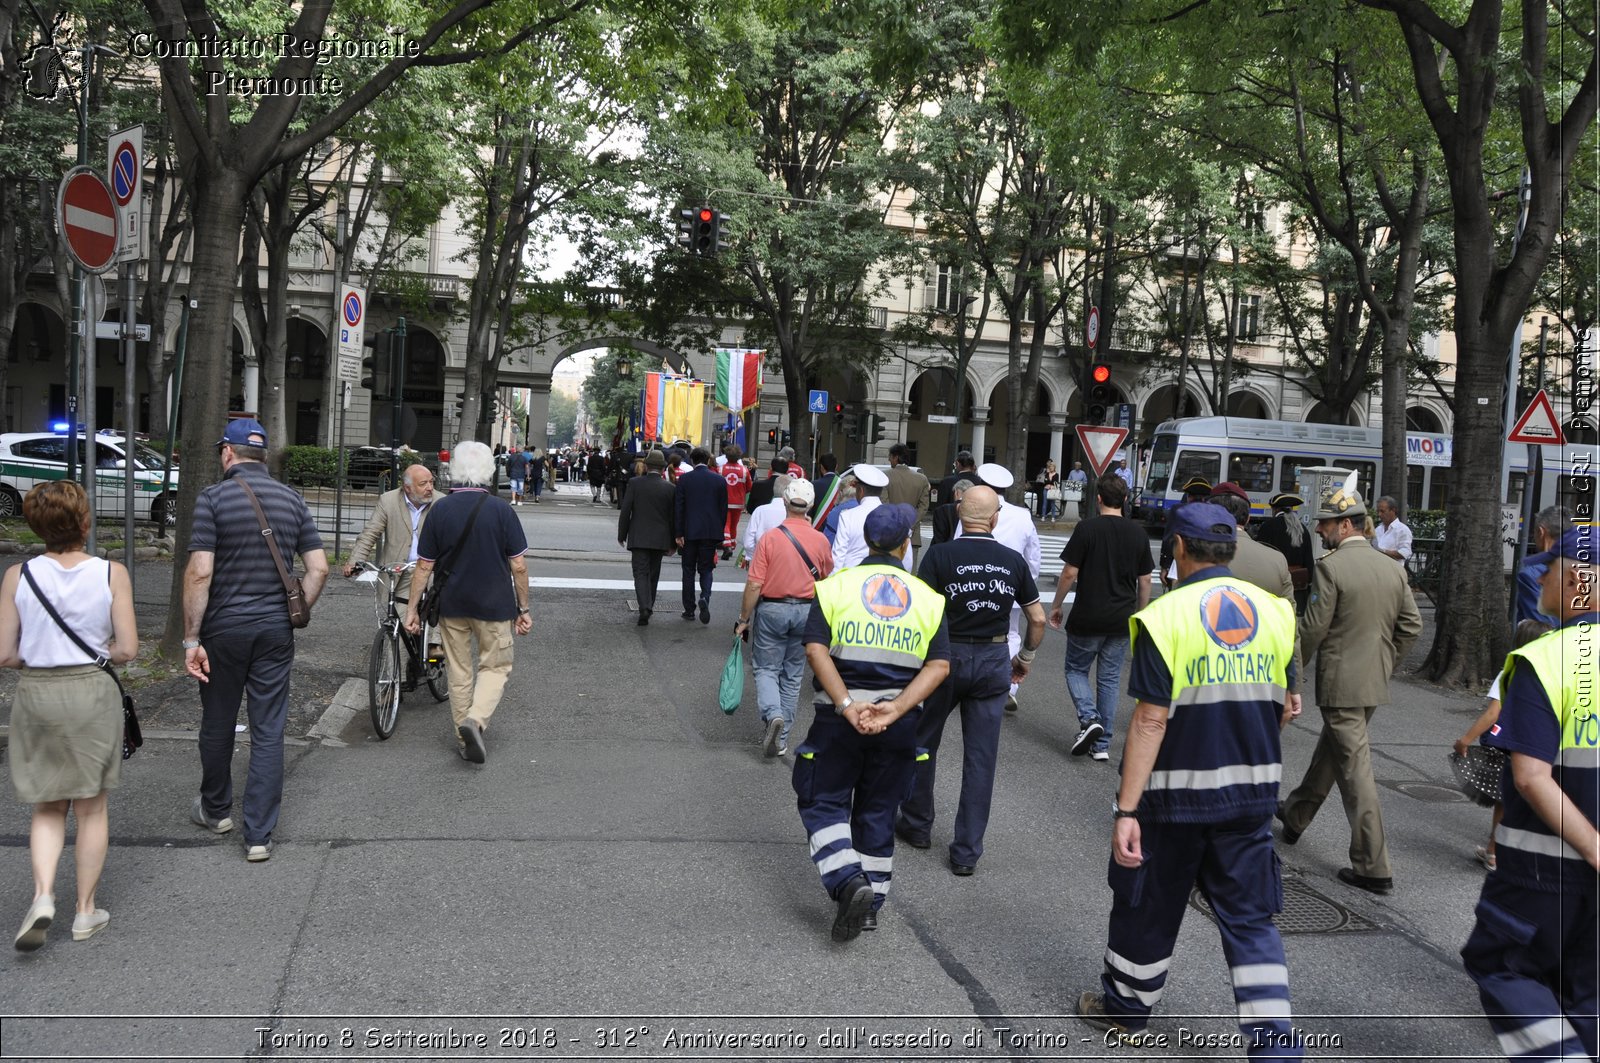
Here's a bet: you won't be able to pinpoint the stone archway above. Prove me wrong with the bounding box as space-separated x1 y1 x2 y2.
284 317 327 446
1226 390 1273 420
8 302 66 430
1140 384 1205 443
1406 405 1445 433
906 365 978 471
520 338 699 452
1306 400 1362 426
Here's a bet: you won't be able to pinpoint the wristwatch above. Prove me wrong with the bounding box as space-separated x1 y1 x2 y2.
182 639 201 650
517 607 530 616
1112 800 1138 820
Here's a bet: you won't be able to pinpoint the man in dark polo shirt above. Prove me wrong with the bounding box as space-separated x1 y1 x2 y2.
899 485 1045 875
184 418 329 863
405 441 530 764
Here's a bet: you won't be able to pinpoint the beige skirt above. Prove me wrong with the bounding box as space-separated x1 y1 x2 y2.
8 665 121 804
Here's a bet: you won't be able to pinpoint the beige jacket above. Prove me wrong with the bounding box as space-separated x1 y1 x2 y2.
884 464 932 547
349 488 432 568
1299 535 1423 707
1230 531 1302 691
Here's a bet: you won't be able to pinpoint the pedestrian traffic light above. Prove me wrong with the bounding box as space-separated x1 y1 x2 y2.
693 207 720 256
674 206 694 250
361 331 391 396
832 401 845 427
869 414 887 444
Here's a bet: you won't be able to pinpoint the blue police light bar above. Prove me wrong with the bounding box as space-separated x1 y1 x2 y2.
50 422 88 434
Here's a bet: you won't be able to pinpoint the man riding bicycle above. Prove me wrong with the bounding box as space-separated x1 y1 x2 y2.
344 464 440 671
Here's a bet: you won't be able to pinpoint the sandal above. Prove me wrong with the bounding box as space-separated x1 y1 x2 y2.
1474 844 1496 871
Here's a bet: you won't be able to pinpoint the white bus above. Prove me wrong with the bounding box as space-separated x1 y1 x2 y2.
1137 416 1594 530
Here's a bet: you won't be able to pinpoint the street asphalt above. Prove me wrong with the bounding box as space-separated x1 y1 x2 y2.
0 488 1511 1061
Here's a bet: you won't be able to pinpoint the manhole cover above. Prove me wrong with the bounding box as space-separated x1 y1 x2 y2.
1190 880 1377 934
1385 780 1471 804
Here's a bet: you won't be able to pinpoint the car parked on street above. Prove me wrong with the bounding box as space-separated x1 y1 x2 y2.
0 428 179 525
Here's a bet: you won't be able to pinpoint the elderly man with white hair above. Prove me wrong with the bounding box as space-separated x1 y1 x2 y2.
405 441 531 765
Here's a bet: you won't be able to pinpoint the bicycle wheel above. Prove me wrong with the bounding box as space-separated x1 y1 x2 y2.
368 627 402 739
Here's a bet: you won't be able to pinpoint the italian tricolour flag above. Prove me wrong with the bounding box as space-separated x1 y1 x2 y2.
714 349 763 412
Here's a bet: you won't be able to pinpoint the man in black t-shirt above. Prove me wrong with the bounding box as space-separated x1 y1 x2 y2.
1047 473 1151 761
899 486 1046 875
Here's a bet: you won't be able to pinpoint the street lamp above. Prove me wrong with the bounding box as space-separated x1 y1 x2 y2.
616 358 632 379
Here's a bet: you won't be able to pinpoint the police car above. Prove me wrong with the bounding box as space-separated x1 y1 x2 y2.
0 427 179 526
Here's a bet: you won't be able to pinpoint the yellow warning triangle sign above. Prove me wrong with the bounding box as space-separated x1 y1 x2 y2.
1507 388 1566 445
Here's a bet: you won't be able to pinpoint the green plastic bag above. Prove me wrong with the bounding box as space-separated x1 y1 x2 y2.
719 634 744 715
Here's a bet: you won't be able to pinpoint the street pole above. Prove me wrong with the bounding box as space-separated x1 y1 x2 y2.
66 44 93 486
390 317 407 487
159 298 191 530
331 202 348 559
121 260 136 589
1510 317 1549 623
334 381 349 560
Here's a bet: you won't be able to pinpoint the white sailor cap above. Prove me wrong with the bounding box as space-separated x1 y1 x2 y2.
851 463 889 488
976 462 1014 490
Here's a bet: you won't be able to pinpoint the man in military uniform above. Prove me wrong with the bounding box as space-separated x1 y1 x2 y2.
1159 476 1215 588
1256 493 1315 614
1210 482 1302 725
1461 525 1597 1062
794 503 952 941
1076 503 1300 1058
1278 476 1422 894
898 486 1046 875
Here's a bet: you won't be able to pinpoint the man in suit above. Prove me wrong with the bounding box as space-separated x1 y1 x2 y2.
1279 478 1422 895
674 447 729 624
342 464 435 577
745 456 789 514
930 478 974 547
936 451 978 507
883 443 932 550
1210 482 1302 726
618 450 676 625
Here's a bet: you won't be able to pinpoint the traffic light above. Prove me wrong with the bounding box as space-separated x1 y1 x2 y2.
869 414 887 444
767 428 779 445
693 207 720 256
361 331 391 395
674 206 694 250
832 401 845 427
1087 362 1113 424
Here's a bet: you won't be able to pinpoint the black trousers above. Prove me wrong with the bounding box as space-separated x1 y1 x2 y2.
680 538 718 612
630 548 664 613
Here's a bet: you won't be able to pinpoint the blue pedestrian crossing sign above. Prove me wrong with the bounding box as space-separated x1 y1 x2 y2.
809 390 829 414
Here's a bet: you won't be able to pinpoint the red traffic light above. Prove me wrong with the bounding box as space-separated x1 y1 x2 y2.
833 401 844 413
698 208 714 223
1091 364 1111 384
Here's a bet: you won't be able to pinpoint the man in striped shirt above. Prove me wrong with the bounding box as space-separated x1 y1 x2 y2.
1461 526 1597 1063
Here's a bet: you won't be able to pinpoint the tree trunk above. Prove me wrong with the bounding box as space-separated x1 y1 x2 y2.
1379 320 1408 507
160 168 249 655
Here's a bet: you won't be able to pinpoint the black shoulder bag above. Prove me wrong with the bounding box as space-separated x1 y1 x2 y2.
417 493 490 626
20 563 141 760
776 525 822 580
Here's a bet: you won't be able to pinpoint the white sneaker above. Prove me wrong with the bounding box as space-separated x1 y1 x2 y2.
1091 749 1110 762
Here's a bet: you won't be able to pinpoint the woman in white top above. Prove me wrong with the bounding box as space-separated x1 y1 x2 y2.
2 480 137 951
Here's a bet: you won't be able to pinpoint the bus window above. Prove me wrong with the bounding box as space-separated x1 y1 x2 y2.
1557 474 1597 523
1348 462 1376 502
1428 467 1450 510
1175 450 1221 488
1145 435 1178 493
1281 455 1326 493
1227 453 1274 494
1507 472 1527 510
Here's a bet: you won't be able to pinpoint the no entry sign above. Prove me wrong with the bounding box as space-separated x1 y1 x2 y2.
57 168 118 274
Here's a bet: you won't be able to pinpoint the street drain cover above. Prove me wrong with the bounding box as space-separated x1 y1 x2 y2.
1190 879 1376 934
1385 780 1471 804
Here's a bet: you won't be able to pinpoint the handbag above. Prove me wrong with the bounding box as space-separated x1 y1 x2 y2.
1449 747 1506 807
1046 485 1063 502
235 478 311 628
417 493 491 626
1288 565 1311 591
718 634 744 715
20 563 141 760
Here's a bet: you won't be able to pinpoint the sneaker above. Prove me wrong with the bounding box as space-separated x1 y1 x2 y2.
245 841 274 863
459 722 486 764
1076 991 1128 1034
13 894 53 952
830 874 874 942
190 796 234 834
71 908 110 941
1091 749 1110 761
761 717 783 758
1071 722 1104 756
776 744 790 757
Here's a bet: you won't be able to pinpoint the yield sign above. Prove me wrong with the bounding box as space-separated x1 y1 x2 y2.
1508 388 1566 445
56 167 118 274
1076 423 1129 477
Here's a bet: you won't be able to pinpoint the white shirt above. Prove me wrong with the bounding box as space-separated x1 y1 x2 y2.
16 556 114 668
744 497 788 557
1374 517 1413 562
831 496 914 572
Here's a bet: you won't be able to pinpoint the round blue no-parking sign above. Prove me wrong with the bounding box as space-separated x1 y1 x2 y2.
111 143 137 206
343 291 363 327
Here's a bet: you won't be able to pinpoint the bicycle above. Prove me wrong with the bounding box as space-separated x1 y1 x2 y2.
353 561 448 738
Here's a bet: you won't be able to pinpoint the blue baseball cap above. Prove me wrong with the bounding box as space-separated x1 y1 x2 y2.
217 418 268 449
1169 502 1237 543
864 502 917 550
1527 525 1597 567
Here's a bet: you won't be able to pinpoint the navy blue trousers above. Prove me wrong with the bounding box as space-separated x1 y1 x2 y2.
680 539 718 612
900 641 1010 866
197 624 295 847
793 704 924 912
1100 817 1299 1060
1462 872 1597 1060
